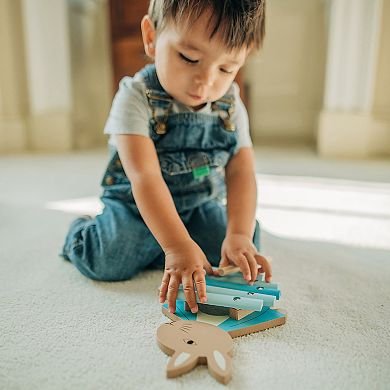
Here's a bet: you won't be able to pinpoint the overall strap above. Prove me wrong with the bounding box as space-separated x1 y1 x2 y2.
139 63 164 91
211 89 236 132
139 64 173 135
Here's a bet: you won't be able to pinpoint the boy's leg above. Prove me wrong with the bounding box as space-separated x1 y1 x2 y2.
185 199 261 267
61 196 163 281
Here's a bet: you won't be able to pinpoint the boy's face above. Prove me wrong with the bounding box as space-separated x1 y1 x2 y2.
143 11 249 109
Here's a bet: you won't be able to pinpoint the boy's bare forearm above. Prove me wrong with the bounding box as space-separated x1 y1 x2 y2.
225 169 257 238
116 135 191 252
130 173 191 250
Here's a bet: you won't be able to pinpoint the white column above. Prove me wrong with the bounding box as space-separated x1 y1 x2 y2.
317 0 390 157
21 0 73 151
68 0 113 149
0 0 29 152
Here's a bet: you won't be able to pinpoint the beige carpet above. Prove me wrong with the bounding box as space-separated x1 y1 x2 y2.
1 147 390 390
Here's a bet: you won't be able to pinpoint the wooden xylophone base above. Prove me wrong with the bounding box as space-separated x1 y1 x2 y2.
162 301 286 338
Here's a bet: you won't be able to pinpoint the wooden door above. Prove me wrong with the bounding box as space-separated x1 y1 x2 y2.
109 0 149 89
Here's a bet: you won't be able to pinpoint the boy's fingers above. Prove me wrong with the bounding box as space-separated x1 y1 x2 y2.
215 255 230 276
193 270 207 304
235 253 251 281
245 252 258 283
167 277 180 313
202 260 214 275
255 254 272 282
159 273 170 303
219 254 229 267
182 276 198 313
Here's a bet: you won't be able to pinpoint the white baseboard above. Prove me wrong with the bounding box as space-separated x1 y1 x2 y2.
0 110 74 153
27 110 73 151
317 110 390 158
0 117 28 152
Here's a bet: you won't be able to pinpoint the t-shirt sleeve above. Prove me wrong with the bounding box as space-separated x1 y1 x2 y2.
231 82 253 152
103 76 150 138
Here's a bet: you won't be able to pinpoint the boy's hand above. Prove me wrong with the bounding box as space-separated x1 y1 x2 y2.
220 233 272 283
159 239 213 314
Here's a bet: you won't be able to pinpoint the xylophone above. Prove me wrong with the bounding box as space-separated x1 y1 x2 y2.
162 267 286 338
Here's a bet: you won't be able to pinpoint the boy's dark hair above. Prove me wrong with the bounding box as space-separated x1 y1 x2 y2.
148 0 266 50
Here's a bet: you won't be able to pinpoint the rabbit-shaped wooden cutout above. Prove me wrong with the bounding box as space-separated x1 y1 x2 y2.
157 320 234 384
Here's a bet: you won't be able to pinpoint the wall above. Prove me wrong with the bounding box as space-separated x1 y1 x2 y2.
0 0 389 157
372 0 390 124
0 0 29 151
245 0 327 145
317 0 390 157
68 0 113 149
0 0 112 153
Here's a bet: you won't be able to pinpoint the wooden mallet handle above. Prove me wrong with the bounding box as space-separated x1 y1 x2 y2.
216 256 273 276
216 265 241 276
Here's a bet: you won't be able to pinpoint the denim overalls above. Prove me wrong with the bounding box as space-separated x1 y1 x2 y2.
62 64 260 281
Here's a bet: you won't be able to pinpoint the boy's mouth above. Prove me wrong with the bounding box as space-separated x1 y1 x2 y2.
188 93 204 101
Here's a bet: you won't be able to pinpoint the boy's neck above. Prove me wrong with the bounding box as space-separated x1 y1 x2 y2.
191 102 208 111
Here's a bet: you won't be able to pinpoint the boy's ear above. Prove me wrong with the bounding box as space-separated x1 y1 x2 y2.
141 15 156 58
245 43 255 59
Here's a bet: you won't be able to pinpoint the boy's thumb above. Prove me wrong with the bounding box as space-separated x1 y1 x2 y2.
218 255 229 267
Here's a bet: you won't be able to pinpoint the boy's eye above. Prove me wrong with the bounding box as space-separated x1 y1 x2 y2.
179 53 198 64
220 68 234 74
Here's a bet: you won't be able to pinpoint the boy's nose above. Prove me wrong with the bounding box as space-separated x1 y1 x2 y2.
195 68 214 87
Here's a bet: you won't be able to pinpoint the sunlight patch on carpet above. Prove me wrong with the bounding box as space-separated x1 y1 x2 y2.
45 196 103 216
45 174 390 250
256 174 390 250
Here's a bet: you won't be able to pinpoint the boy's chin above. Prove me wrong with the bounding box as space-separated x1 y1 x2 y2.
173 94 206 109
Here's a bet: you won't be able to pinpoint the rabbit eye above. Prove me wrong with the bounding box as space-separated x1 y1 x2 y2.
183 338 197 346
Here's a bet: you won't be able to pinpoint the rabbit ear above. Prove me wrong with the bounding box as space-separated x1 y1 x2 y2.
166 351 199 378
207 350 233 384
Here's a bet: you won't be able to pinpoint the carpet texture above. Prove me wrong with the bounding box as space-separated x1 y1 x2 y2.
1 148 389 390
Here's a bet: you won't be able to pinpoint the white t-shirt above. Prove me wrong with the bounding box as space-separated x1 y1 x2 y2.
104 70 252 152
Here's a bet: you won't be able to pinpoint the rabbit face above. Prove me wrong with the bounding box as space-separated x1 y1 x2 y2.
158 321 231 354
157 320 233 384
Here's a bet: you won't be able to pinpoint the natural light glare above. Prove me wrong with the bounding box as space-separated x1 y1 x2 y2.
45 174 390 251
256 174 390 250
46 197 103 216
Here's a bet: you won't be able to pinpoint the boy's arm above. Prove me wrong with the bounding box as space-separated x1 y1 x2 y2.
116 134 212 312
117 134 190 249
224 147 272 282
225 147 257 238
